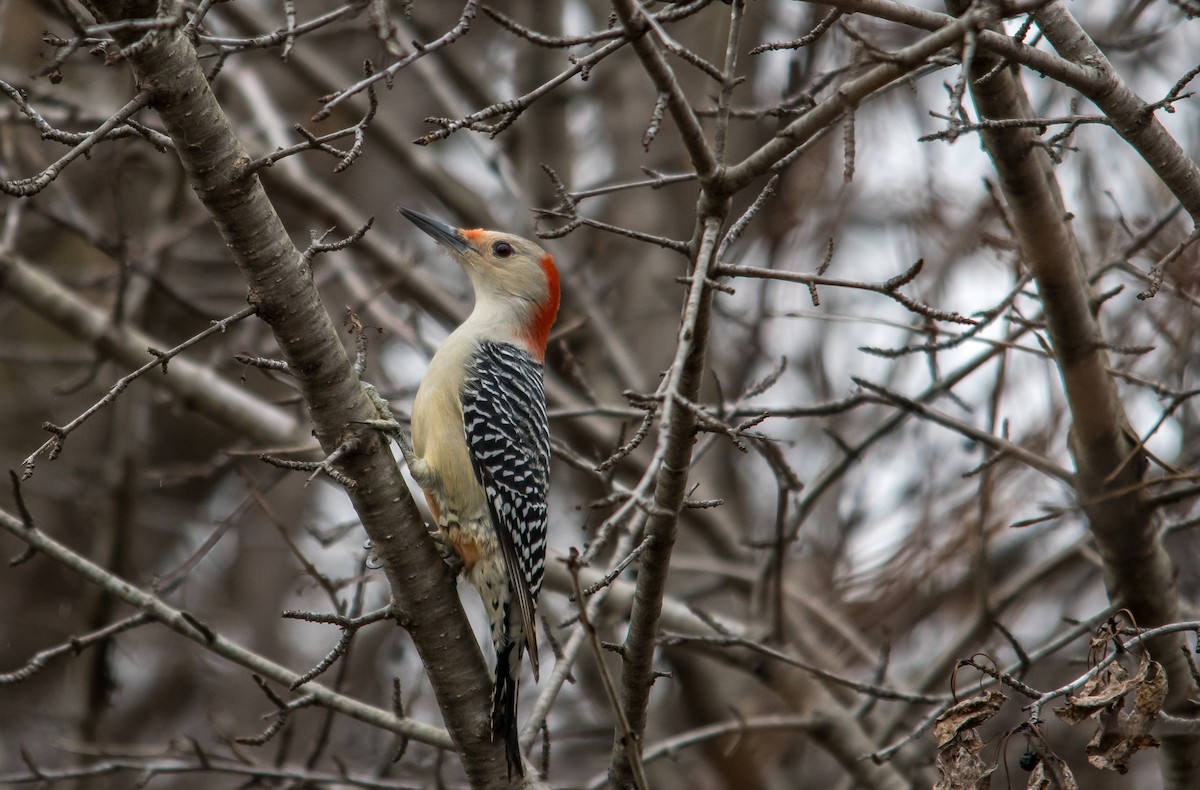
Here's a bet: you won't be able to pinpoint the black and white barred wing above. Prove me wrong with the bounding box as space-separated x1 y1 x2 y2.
461 341 550 667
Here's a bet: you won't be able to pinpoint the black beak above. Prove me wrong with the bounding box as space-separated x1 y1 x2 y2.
400 208 470 253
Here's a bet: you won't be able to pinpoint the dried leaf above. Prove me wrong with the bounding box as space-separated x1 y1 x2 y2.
934 728 993 790
1128 660 1167 736
1086 727 1158 774
1055 659 1138 725
932 692 1005 790
1027 754 1078 790
1084 661 1165 773
934 691 1007 747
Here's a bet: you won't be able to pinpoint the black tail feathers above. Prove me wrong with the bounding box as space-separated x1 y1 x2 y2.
491 643 524 778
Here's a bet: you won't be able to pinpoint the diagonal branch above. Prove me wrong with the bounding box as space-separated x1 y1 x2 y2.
0 92 152 196
812 0 1089 86
1032 3 1200 226
0 248 298 446
722 5 993 193
81 1 511 785
19 305 257 478
852 377 1075 485
0 504 451 748
611 0 718 184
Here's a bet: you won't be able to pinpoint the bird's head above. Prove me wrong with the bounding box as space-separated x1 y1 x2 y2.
401 208 560 360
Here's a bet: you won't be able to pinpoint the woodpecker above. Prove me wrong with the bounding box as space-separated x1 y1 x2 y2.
397 208 559 778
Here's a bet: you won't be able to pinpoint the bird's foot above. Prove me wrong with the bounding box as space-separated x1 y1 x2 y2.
358 382 418 463
427 527 465 577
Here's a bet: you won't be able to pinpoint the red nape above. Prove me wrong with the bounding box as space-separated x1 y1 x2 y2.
523 253 560 361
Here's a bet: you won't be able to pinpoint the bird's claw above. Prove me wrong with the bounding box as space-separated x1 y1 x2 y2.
359 381 417 459
427 527 464 576
363 539 382 569
359 383 452 574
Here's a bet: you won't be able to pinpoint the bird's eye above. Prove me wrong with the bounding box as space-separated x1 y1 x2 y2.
492 241 514 258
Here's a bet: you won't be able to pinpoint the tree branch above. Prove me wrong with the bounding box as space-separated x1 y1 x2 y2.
607 214 723 786
723 5 995 193
0 504 451 748
82 2 510 785
1034 2 1200 225
0 248 299 447
610 0 718 184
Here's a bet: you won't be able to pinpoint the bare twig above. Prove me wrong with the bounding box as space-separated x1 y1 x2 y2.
0 504 452 748
20 306 257 479
1 92 153 196
564 549 649 790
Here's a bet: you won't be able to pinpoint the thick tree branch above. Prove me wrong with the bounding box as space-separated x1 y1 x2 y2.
1033 3 1200 226
81 2 511 785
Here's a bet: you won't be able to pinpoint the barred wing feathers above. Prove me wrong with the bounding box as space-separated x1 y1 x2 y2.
461 340 550 678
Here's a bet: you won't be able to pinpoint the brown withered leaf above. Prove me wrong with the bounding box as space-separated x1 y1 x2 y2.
934 728 993 790
1084 660 1166 773
933 691 1007 747
1055 659 1139 725
1026 753 1078 790
1128 660 1167 736
1086 726 1158 774
932 692 1006 790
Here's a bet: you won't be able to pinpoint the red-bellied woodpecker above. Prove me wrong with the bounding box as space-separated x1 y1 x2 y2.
396 208 559 778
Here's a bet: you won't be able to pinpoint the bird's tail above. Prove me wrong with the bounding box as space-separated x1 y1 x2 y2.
491 640 524 778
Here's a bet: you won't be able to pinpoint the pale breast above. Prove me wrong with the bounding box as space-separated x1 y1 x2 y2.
412 334 488 518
